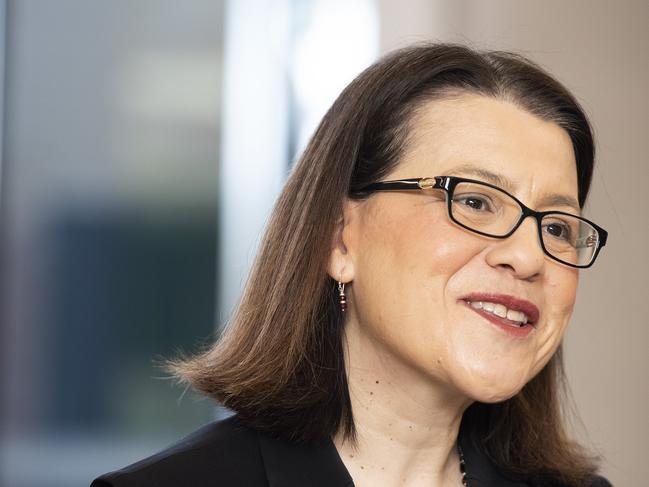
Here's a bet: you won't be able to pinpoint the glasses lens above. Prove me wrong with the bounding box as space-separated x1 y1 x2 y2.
540 213 600 266
449 181 602 267
450 181 522 236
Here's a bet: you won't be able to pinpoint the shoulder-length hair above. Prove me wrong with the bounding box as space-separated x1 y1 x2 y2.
171 43 600 486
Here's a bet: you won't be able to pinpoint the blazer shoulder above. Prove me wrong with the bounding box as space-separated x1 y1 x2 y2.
90 414 268 487
588 474 613 487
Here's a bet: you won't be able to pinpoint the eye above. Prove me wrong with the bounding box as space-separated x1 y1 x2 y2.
454 194 494 212
543 221 573 242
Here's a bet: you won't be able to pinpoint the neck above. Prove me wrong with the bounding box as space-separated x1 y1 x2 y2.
334 317 473 486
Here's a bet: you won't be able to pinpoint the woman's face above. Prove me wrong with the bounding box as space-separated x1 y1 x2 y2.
336 93 580 402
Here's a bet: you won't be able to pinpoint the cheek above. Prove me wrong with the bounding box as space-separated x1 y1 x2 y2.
531 269 579 369
350 199 482 368
543 268 579 345
355 200 477 301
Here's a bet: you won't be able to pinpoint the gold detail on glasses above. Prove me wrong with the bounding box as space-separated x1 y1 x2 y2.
418 178 436 189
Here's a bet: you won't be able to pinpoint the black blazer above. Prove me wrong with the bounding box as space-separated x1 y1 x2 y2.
91 415 612 487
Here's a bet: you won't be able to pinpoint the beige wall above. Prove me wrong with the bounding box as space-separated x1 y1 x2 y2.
377 1 649 485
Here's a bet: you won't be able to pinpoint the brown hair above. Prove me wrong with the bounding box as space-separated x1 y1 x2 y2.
170 43 600 486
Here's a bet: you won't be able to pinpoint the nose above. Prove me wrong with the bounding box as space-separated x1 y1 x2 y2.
484 216 545 279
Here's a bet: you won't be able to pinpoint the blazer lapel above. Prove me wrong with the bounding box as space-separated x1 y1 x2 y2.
257 431 354 487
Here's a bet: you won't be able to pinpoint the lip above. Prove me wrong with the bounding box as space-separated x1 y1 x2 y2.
459 293 540 338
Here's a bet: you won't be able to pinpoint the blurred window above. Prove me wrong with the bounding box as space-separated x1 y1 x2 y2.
0 1 377 486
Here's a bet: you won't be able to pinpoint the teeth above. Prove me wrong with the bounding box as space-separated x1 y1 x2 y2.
493 304 507 318
466 301 530 325
507 309 527 324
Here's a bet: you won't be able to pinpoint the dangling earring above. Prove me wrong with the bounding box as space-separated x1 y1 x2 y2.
337 281 347 312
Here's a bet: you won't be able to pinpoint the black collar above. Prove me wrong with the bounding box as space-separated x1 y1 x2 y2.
256 426 529 487
258 431 354 487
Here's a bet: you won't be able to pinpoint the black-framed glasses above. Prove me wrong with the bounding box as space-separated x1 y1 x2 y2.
355 176 608 268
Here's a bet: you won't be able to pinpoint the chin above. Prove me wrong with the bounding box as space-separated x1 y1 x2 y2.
461 369 530 404
472 387 522 404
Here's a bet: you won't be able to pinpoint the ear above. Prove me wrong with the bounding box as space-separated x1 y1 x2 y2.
327 198 359 283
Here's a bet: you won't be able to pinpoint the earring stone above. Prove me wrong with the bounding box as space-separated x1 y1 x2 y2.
338 282 347 312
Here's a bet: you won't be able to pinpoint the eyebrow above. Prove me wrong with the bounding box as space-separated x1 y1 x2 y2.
447 163 581 212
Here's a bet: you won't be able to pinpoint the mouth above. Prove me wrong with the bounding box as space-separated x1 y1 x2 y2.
459 292 540 337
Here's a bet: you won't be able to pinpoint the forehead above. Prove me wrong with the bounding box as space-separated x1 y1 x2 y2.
394 93 579 210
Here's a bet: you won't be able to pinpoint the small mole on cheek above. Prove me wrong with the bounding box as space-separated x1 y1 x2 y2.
361 466 364 470
375 380 379 384
369 391 373 395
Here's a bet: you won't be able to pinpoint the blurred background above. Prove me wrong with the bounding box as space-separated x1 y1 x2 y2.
0 1 646 486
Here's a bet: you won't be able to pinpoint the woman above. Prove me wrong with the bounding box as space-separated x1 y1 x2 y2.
92 43 612 486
